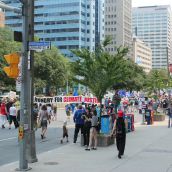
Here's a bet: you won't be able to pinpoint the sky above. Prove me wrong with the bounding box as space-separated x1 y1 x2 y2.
132 0 172 8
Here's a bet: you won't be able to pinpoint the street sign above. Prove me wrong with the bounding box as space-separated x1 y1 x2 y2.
29 41 51 51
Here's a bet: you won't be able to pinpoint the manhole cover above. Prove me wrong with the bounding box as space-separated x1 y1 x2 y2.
44 162 59 165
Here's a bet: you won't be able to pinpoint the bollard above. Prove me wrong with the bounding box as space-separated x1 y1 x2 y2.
142 109 145 125
168 115 171 128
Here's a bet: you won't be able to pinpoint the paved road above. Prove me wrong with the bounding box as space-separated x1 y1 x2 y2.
0 108 142 166
0 109 75 166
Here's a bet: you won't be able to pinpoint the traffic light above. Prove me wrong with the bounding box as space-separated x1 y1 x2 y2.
3 53 20 79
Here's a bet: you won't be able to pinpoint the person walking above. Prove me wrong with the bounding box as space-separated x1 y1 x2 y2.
73 104 85 143
9 103 19 129
33 103 39 130
6 98 14 122
83 107 92 148
85 110 98 151
111 110 126 159
38 105 50 139
60 120 69 143
112 91 121 113
52 104 57 121
0 98 7 129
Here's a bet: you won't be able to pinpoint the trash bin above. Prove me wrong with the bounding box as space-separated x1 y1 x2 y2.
101 115 110 134
145 109 151 125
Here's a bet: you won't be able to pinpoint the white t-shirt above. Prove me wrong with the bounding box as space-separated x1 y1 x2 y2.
47 106 52 115
9 106 17 116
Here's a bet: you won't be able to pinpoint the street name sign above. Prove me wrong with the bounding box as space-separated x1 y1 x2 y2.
29 41 51 51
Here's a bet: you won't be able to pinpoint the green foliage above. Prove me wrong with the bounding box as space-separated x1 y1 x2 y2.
71 37 145 102
0 27 21 90
145 69 168 95
34 47 69 94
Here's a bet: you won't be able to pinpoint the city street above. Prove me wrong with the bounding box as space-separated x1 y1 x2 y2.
1 115 172 172
0 108 143 166
0 109 74 166
1 110 172 172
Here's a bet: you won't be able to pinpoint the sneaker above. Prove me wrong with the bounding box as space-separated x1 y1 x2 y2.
2 125 5 129
93 148 97 150
85 148 90 151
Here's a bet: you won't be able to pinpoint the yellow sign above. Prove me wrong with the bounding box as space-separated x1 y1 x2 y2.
18 126 24 140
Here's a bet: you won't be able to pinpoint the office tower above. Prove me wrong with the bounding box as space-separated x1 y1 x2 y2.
133 37 152 73
104 0 132 56
0 9 5 28
2 0 104 58
132 5 172 69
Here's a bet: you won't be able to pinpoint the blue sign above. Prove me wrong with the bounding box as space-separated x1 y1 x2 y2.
29 41 51 51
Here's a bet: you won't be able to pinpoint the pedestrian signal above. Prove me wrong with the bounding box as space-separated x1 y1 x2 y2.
3 53 20 79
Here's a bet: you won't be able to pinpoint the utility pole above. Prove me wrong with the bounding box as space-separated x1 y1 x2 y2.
0 0 37 170
25 0 37 163
166 47 171 128
17 0 36 170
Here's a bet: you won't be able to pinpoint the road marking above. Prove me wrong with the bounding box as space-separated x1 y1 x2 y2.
0 137 17 142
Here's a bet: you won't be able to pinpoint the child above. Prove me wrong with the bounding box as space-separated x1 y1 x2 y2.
61 121 69 143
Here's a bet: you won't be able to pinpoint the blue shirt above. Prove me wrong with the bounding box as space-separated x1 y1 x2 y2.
73 109 85 125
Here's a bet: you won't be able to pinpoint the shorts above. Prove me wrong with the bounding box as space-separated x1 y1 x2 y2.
63 133 68 138
9 115 17 124
41 120 47 128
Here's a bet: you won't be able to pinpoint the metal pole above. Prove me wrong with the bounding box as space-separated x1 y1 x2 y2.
166 47 171 128
16 0 31 170
26 0 38 163
66 78 69 95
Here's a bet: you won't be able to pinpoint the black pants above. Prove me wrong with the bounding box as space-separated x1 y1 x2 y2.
9 115 19 128
83 126 91 146
116 135 126 156
74 124 84 143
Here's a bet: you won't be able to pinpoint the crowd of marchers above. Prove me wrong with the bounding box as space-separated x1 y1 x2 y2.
0 91 171 159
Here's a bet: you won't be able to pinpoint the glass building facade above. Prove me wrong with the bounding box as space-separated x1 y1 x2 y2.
132 6 172 69
3 0 104 58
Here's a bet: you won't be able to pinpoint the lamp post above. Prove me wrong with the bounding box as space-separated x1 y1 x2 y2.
166 47 171 128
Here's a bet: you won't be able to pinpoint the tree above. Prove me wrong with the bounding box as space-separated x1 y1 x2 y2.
113 59 146 91
145 69 168 97
34 47 69 95
71 38 132 103
0 27 21 91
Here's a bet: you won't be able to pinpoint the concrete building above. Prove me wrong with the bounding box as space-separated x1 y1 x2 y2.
2 0 104 58
0 9 5 28
133 37 152 73
132 5 172 69
104 0 132 56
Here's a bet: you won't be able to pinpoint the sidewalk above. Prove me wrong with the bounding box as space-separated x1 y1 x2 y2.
1 119 172 172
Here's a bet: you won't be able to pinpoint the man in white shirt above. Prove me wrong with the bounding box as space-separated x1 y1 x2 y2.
9 104 18 129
